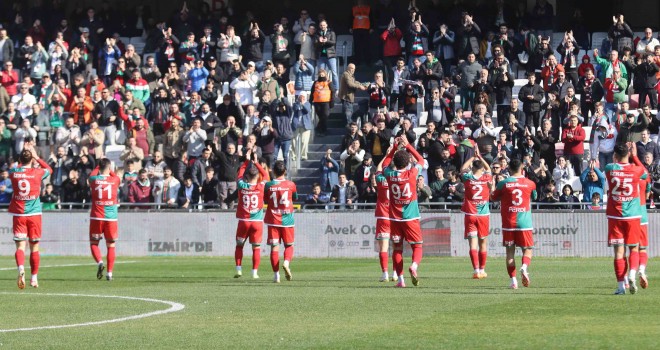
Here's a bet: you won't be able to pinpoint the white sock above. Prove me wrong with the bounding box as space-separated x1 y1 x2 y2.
398 275 405 283
283 260 290 268
18 265 24 273
252 269 258 275
629 269 637 280
521 264 528 271
639 265 646 275
31 274 37 280
474 268 480 274
392 271 398 278
236 266 242 272
411 262 418 270
107 272 113 278
479 269 485 274
511 277 517 284
274 271 280 278
618 281 626 289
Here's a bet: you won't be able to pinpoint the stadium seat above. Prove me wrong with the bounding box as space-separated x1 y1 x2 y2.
568 176 582 192
119 37 130 47
413 127 426 138
582 126 592 142
143 52 156 63
130 37 146 45
419 111 428 126
552 32 565 47
555 142 564 156
590 32 608 50
336 35 354 57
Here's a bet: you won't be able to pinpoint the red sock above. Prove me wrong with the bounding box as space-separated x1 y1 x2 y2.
393 249 403 276
640 251 648 267
479 251 488 270
107 246 115 273
283 245 294 262
629 250 640 271
30 251 40 275
411 244 422 265
379 252 388 272
270 250 279 272
15 249 25 267
252 247 261 270
234 246 244 267
522 256 531 267
614 258 626 282
469 249 479 269
507 264 516 278
91 243 102 263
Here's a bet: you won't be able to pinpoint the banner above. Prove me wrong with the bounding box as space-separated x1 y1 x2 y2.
0 211 656 258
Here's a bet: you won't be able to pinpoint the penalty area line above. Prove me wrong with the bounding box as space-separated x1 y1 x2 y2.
0 261 137 271
0 293 185 333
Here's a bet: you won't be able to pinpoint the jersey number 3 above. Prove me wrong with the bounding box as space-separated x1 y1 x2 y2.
511 189 523 206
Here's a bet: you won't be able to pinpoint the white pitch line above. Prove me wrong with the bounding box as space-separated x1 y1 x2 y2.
0 261 137 271
0 293 185 332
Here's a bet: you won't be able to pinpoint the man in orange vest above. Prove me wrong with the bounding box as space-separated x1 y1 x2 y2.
310 70 335 136
350 0 373 66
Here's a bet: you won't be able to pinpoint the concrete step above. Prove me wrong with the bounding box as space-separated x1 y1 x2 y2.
295 167 321 177
307 143 341 152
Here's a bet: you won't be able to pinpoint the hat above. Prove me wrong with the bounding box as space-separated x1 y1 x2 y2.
266 60 273 65
262 116 272 123
247 61 255 67
208 56 216 61
81 27 90 33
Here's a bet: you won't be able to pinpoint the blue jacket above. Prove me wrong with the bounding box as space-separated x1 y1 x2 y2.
0 178 13 204
319 157 339 192
188 67 209 93
579 167 606 202
291 101 313 130
293 61 315 92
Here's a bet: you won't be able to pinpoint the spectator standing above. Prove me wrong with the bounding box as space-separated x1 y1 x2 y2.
636 129 660 162
575 69 605 124
293 56 315 96
561 115 586 174
0 168 12 204
380 19 403 83
631 54 659 109
191 147 213 187
552 156 575 194
433 24 456 75
590 118 617 170
457 53 481 111
353 153 374 201
580 161 606 203
188 60 210 93
120 137 144 169
177 176 200 209
214 143 240 209
617 111 648 144
183 119 207 161
128 169 153 207
310 70 334 136
608 15 634 53
272 101 294 169
201 167 219 206
315 20 338 91
339 63 367 124
518 73 544 130
55 116 81 156
330 173 358 209
636 28 660 56
289 94 313 161
350 0 372 66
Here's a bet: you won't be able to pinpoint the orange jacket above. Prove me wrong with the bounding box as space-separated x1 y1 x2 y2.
352 5 370 30
67 95 95 125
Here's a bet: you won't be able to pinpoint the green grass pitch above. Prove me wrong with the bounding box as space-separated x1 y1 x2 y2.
0 256 658 349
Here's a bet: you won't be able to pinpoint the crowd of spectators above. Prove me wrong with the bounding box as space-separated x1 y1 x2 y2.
0 1 658 211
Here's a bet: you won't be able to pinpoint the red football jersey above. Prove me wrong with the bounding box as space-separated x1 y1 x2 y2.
492 176 537 230
374 172 390 219
264 179 298 227
605 162 646 219
236 161 269 221
461 172 492 216
89 171 121 221
9 159 52 216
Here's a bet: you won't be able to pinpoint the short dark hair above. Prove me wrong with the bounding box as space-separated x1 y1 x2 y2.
509 158 523 173
614 144 629 159
393 150 410 169
246 165 259 180
205 166 214 173
98 158 112 172
138 169 148 175
19 150 33 166
273 160 287 177
472 160 484 171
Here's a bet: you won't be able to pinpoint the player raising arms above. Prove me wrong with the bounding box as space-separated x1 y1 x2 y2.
88 158 121 281
492 159 537 290
375 148 395 282
264 160 298 283
459 151 493 279
9 145 52 289
234 147 269 279
382 136 425 287
605 143 647 295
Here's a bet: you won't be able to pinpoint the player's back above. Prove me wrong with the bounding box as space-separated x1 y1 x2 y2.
9 166 48 216
461 172 492 216
89 174 121 220
237 180 266 221
383 166 419 221
493 176 537 230
374 172 390 219
264 179 297 226
605 162 646 219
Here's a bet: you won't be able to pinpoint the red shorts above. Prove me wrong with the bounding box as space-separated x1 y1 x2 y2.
13 215 42 242
89 219 118 242
390 219 422 244
607 219 640 246
267 226 294 246
640 225 648 249
502 229 534 248
464 215 490 239
236 220 264 246
375 219 391 240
